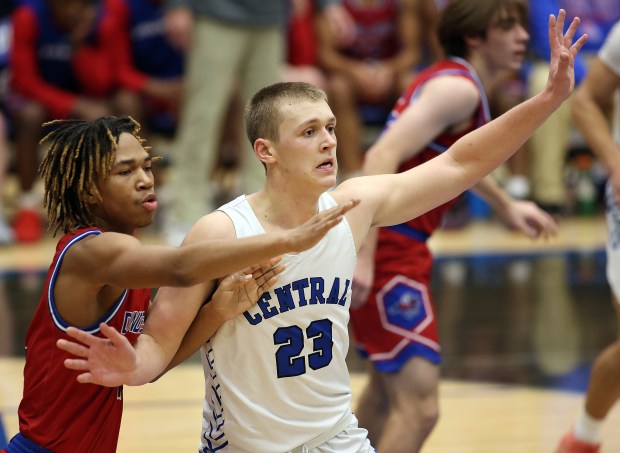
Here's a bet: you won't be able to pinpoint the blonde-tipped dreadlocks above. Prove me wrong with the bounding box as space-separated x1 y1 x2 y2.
39 116 148 235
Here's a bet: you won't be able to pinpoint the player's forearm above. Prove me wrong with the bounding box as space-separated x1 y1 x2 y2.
448 88 564 186
164 303 225 372
363 144 403 177
375 90 565 227
472 176 513 213
174 233 289 285
572 88 620 174
127 335 172 386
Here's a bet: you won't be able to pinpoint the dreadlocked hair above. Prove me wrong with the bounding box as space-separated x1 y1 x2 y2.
39 116 148 235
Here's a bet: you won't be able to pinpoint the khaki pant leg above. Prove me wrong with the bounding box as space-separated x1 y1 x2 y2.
169 18 249 226
237 26 284 194
527 62 573 205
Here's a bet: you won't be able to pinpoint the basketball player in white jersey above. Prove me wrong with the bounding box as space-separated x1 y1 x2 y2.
59 11 586 453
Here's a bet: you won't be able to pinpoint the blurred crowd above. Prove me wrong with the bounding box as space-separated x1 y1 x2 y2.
0 0 617 246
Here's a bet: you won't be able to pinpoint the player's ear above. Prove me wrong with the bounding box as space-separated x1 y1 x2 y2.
254 138 276 165
464 33 484 51
83 184 99 205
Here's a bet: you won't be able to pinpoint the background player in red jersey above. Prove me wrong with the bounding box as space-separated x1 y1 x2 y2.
349 1 560 452
8 0 141 243
0 115 357 453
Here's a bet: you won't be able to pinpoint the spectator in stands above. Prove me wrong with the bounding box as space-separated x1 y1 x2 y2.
282 0 330 90
0 3 14 244
8 0 139 243
316 0 441 180
103 0 184 138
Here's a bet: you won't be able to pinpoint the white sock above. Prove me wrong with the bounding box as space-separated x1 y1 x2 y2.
573 408 603 444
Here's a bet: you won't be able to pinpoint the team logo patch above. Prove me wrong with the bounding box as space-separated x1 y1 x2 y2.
376 275 433 339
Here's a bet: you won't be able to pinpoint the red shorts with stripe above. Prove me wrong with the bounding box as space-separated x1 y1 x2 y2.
350 229 441 372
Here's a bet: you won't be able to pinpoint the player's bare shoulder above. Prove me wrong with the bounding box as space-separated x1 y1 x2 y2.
62 232 141 277
422 75 480 119
184 210 237 244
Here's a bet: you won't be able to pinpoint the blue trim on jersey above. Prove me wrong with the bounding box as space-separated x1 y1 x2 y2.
356 340 441 373
0 415 7 449
5 432 54 453
47 229 128 334
449 57 491 126
420 57 491 153
385 223 430 242
427 141 448 153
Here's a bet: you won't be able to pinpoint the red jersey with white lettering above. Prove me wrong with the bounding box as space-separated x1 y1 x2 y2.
350 58 490 371
12 227 149 453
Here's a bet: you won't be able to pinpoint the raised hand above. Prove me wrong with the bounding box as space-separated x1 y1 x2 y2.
210 257 285 322
287 198 360 252
545 10 588 102
57 323 138 386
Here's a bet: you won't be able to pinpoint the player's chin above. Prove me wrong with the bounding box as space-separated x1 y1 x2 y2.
321 175 337 190
137 213 155 228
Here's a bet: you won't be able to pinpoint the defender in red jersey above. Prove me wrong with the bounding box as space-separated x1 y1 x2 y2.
2 116 357 453
349 1 561 451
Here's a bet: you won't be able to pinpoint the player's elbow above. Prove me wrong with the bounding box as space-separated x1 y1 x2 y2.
169 269 199 287
163 259 199 286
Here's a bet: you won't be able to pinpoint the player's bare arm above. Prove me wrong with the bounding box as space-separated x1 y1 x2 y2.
58 257 283 386
59 197 358 292
573 57 620 204
336 11 586 246
163 258 285 373
364 76 479 176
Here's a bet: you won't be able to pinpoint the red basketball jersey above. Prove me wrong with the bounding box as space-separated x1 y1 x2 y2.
16 227 150 452
383 57 491 236
350 58 490 370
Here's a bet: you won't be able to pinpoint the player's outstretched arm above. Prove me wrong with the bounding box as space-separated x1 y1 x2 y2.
572 53 620 205
340 11 587 232
72 198 360 292
163 259 284 373
57 260 284 386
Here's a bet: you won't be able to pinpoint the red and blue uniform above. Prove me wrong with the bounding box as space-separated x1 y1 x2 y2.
103 0 184 133
342 0 400 61
103 0 184 89
4 227 149 453
9 0 114 118
350 58 490 372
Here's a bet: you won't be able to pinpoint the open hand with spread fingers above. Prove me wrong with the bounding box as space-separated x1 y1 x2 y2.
545 9 588 104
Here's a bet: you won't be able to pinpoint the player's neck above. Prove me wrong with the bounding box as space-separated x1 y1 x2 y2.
248 188 320 231
467 54 502 92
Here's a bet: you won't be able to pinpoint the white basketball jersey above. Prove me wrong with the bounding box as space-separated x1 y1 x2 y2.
199 193 357 453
